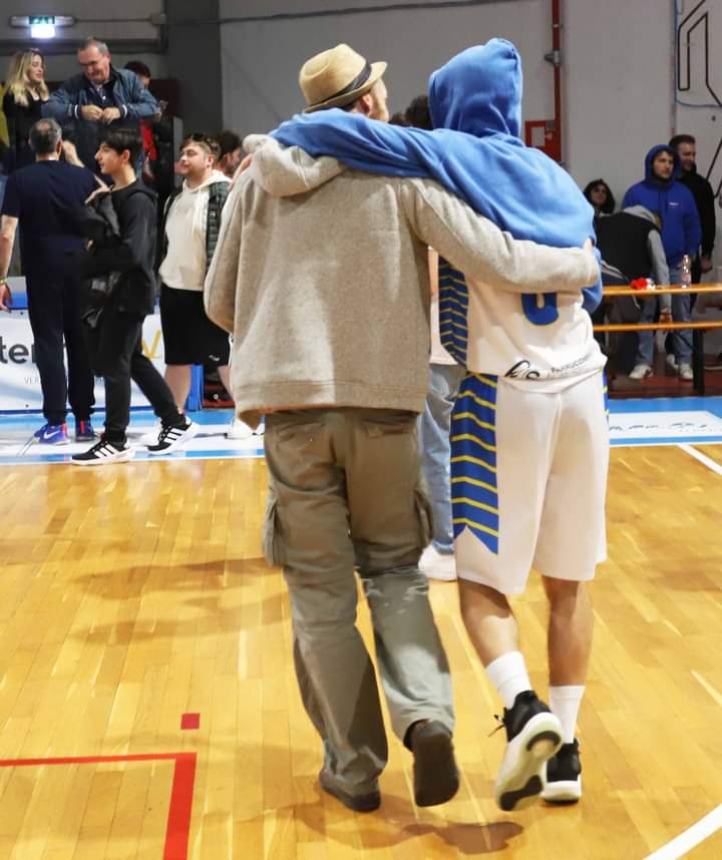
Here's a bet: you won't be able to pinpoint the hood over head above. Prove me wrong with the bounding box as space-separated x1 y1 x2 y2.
644 144 679 184
429 39 522 138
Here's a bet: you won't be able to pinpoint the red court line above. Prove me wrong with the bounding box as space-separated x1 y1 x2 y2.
181 712 200 730
0 752 198 860
164 753 197 860
0 753 183 767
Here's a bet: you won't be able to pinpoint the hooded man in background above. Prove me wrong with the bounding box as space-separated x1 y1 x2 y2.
622 145 701 380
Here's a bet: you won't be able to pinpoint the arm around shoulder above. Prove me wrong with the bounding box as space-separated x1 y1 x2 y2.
404 180 599 295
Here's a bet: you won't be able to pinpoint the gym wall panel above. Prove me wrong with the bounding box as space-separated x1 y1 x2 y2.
218 0 555 141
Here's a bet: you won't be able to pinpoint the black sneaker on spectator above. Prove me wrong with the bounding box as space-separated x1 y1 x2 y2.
542 739 582 804
494 690 562 812
147 420 198 455
72 438 134 466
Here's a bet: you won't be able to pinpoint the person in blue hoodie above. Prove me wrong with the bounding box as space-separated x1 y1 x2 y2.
269 39 607 813
622 145 701 380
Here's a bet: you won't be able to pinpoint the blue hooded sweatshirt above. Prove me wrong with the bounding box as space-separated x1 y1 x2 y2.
271 40 602 311
621 145 701 269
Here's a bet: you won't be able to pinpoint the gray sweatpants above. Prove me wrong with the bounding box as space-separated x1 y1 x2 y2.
263 407 455 796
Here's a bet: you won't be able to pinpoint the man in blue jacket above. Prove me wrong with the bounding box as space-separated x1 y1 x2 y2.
622 145 701 380
43 38 158 173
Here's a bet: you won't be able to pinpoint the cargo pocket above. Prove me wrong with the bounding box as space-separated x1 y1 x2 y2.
262 491 284 566
414 485 434 548
362 410 416 438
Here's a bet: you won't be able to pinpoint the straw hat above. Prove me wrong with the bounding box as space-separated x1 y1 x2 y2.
299 44 387 113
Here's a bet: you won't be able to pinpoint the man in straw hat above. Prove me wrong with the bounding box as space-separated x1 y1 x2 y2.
299 43 389 119
205 43 599 814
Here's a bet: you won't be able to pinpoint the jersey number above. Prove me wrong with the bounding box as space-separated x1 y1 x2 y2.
522 292 559 326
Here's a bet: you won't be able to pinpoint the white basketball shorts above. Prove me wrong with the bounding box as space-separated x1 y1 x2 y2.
450 371 608 595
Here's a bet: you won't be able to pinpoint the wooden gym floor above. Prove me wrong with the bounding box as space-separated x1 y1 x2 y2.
0 427 720 858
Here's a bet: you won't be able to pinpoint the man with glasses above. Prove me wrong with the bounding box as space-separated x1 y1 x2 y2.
43 37 158 172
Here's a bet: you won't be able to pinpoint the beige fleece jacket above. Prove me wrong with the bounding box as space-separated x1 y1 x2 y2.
204 139 599 427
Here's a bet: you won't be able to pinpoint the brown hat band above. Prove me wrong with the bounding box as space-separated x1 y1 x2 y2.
310 62 372 108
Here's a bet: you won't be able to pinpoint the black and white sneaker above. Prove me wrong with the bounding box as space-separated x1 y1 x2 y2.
542 739 582 803
147 420 198 455
493 690 562 812
71 438 134 466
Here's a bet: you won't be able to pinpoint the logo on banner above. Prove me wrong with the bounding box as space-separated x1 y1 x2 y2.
0 336 36 364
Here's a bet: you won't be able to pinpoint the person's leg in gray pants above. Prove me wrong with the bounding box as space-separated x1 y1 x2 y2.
263 408 456 807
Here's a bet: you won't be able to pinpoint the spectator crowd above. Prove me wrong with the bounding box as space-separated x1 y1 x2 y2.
0 35 719 466
0 39 251 461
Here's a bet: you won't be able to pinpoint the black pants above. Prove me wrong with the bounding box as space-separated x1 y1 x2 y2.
26 270 95 425
83 309 181 445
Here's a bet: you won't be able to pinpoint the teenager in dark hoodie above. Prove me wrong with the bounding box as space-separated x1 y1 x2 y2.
72 127 196 465
622 145 701 380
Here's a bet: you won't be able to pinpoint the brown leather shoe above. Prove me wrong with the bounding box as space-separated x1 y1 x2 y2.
318 768 381 812
409 720 459 806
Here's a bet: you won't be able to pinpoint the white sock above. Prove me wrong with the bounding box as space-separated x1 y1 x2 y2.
485 651 532 710
549 685 585 744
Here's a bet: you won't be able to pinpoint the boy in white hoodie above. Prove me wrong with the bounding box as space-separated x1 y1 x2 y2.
159 133 245 434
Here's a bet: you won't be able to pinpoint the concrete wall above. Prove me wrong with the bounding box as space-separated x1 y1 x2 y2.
218 0 554 138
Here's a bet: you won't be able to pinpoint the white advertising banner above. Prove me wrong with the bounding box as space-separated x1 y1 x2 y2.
0 310 166 411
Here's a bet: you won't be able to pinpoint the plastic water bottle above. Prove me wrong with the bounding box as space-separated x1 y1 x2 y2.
680 255 692 288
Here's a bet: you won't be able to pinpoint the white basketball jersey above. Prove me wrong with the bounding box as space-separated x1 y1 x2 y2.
439 259 606 393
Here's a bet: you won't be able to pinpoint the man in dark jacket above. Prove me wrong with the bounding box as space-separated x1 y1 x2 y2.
72 128 196 465
622 145 702 380
0 118 96 444
669 133 716 283
595 205 670 375
42 38 158 173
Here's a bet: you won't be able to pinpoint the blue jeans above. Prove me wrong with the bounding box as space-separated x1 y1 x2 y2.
636 266 692 366
418 364 465 553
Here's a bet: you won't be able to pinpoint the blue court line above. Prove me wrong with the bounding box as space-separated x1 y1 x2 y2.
0 407 232 427
610 436 722 447
609 396 722 417
2 400 722 466
4 398 721 421
0 447 265 467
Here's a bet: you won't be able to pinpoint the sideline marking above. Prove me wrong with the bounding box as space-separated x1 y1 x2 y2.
645 805 721 860
678 443 722 476
0 752 197 860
